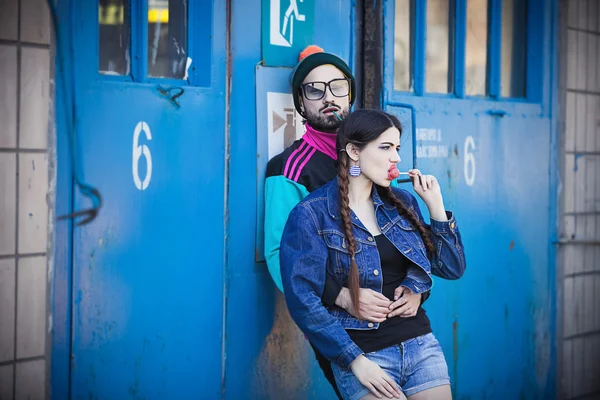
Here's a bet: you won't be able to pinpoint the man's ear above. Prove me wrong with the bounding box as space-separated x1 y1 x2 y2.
345 143 360 162
298 95 304 114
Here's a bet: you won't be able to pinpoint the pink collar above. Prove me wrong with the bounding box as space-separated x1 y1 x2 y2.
303 124 338 160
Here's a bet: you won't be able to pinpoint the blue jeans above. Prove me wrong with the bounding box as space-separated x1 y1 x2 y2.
331 333 450 400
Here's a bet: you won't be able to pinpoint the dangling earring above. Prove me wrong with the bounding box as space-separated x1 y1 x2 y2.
349 163 361 177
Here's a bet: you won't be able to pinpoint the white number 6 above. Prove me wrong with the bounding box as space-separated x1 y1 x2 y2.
132 121 152 190
464 136 475 186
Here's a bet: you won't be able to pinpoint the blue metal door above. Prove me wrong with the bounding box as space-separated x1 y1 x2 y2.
54 1 227 398
383 0 557 398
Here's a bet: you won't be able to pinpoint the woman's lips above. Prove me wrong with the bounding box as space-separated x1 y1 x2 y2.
388 165 400 180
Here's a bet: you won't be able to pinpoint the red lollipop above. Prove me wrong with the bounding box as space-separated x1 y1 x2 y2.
388 165 400 180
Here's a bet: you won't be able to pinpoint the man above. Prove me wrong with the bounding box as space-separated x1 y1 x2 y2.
264 46 430 398
264 45 353 295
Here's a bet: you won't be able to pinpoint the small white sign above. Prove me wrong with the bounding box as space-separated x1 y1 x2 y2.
270 0 306 47
267 92 305 159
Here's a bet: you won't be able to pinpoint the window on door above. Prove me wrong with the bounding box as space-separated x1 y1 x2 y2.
392 0 530 100
98 0 211 85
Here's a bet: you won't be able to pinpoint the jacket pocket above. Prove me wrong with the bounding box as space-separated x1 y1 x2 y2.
396 216 416 231
393 217 426 251
323 231 361 275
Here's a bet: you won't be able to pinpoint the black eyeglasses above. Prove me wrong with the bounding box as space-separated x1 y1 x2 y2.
301 78 350 100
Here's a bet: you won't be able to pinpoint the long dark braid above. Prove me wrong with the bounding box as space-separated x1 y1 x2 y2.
337 152 362 318
380 186 435 254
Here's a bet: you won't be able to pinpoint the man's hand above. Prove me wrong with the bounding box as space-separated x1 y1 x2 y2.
387 286 421 318
335 287 392 323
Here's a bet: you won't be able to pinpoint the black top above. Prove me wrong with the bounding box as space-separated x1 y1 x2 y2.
348 234 432 354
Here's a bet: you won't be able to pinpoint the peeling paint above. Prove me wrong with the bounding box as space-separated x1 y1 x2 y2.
253 293 313 398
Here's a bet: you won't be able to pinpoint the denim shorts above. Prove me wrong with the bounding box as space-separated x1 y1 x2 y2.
331 333 450 400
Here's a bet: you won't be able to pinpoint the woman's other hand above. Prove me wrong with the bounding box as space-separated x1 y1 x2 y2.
350 355 403 399
407 169 447 221
387 286 421 318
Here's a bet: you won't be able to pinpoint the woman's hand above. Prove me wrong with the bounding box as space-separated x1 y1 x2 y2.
350 355 403 399
407 169 447 221
387 286 421 318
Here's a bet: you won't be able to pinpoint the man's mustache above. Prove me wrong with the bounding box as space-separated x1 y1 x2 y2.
320 104 340 112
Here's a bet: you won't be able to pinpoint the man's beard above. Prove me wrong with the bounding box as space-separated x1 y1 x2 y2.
304 107 350 132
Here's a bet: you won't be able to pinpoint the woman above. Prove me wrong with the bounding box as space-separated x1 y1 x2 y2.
280 109 466 400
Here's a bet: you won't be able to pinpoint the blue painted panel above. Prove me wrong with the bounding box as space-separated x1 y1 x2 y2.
453 0 466 98
71 86 226 399
489 0 502 98
413 0 426 96
57 1 228 399
384 99 555 398
382 0 557 398
51 1 76 397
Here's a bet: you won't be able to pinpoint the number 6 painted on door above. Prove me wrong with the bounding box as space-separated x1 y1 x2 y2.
464 136 475 186
132 121 152 190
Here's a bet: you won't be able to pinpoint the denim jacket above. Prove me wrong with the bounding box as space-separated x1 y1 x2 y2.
280 178 466 370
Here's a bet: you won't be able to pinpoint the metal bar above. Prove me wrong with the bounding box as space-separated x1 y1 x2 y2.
187 0 197 85
382 0 388 99
564 211 600 216
565 151 600 156
187 1 200 86
47 1 76 398
565 89 600 96
414 0 426 95
556 239 600 245
564 270 600 279
525 0 544 102
563 329 600 341
488 0 502 98
131 0 148 82
0 148 48 153
0 39 50 49
566 27 600 36
140 0 149 80
187 0 212 86
0 253 47 260
0 356 46 367
453 0 466 98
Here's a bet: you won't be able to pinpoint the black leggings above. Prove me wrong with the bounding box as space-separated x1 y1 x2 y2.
310 342 343 400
